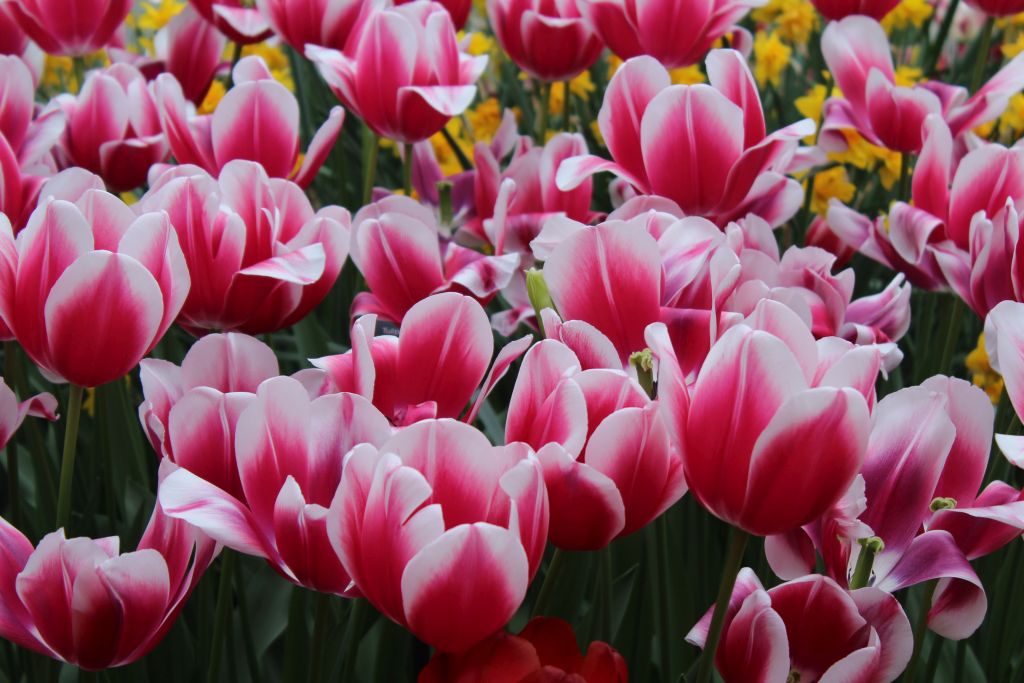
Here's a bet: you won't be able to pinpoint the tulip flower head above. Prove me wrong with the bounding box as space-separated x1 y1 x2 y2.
307 1 487 144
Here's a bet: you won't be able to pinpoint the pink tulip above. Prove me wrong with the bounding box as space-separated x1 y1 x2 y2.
505 339 686 549
488 0 603 81
0 377 57 450
308 293 531 427
307 1 487 143
348 195 519 325
687 570 913 683
0 55 65 230
0 174 189 388
47 63 168 192
155 56 344 188
399 0 472 27
0 3 28 56
2 0 131 56
982 301 1024 469
327 419 548 652
138 333 279 496
576 0 757 68
0 492 217 670
766 379 1015 640
665 300 876 536
468 130 595 256
256 0 381 51
558 51 813 227
110 6 226 107
821 17 1024 153
811 0 900 19
136 161 349 335
159 377 392 594
187 0 273 44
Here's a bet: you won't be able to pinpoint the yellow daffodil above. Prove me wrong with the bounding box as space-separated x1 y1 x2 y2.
966 333 1004 404
808 166 856 214
754 31 791 88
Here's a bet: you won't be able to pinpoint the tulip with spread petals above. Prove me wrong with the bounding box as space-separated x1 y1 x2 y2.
0 176 189 388
558 51 813 227
348 195 519 325
155 56 344 189
328 419 549 652
766 378 1024 640
307 293 532 427
0 491 217 670
488 0 603 81
576 0 758 68
307 1 487 144
187 0 273 44
256 0 382 51
420 617 628 682
688 570 913 683
159 376 392 594
821 17 1024 153
0 377 56 451
137 161 349 335
505 338 686 550
47 63 168 192
2 0 131 56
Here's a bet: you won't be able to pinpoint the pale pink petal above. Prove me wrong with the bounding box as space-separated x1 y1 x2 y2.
211 80 299 178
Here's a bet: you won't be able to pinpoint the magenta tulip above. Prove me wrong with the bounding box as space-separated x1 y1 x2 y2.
688 570 913 683
2 0 131 56
307 1 486 143
0 494 216 670
577 0 757 68
155 56 344 189
488 0 603 81
0 175 189 388
256 0 383 51
49 63 167 192
137 161 349 335
159 377 392 594
558 51 813 227
327 419 548 652
348 196 518 324
308 293 532 426
505 339 686 549
187 0 272 44
669 300 876 536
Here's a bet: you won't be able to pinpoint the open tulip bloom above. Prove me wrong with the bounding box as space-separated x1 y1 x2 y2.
4 0 1024 680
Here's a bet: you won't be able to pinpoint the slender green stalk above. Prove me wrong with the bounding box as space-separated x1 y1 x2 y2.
598 548 614 642
849 537 883 590
207 552 237 683
925 0 960 76
55 384 84 530
935 296 966 376
904 579 938 683
440 128 472 171
4 347 18 528
361 123 380 205
656 515 677 678
563 80 572 131
536 81 551 142
402 142 414 197
970 19 996 92
924 636 945 682
71 57 88 94
897 152 912 203
532 548 568 617
310 593 332 683
696 526 749 683
438 181 454 226
233 560 261 683
341 599 371 683
227 41 244 89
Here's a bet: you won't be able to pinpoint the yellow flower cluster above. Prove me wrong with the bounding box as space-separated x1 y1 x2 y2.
754 31 792 87
808 166 856 215
751 0 818 45
830 130 903 190
880 0 933 32
967 334 1005 404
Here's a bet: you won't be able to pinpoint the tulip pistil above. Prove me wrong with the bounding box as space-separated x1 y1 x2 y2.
629 349 655 398
849 536 884 589
930 496 957 511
